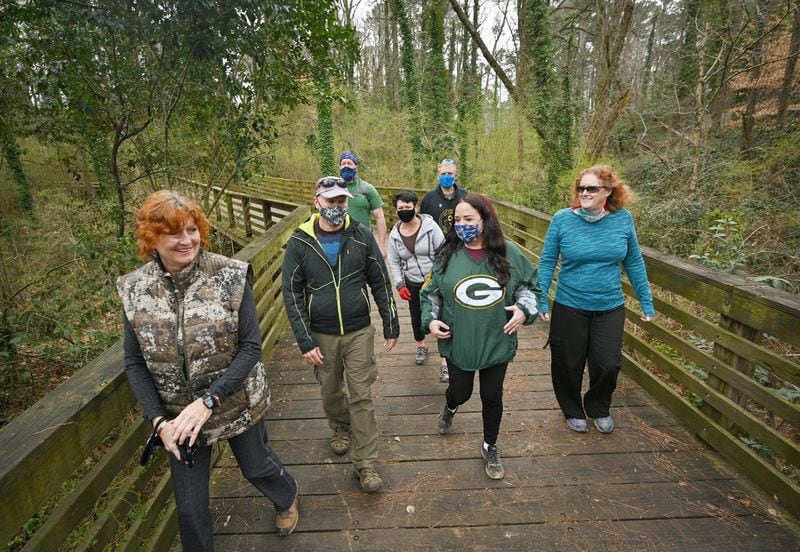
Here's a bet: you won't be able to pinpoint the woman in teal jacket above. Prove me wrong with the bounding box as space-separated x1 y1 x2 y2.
538 165 655 435
421 193 540 480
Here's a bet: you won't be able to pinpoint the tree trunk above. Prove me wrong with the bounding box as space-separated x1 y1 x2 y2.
640 5 659 101
391 6 401 112
1 129 34 216
582 0 635 162
778 0 800 128
741 0 768 154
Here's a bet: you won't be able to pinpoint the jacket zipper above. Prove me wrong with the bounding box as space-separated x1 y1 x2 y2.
168 275 193 402
301 233 346 335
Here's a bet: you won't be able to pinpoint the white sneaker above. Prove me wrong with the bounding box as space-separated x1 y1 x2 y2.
440 364 449 383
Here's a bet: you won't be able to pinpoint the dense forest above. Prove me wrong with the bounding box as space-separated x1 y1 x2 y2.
1 0 798 423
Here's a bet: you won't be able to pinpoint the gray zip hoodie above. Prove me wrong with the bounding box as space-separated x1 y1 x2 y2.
387 213 445 288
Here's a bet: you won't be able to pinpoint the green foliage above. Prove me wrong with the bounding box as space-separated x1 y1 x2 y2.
689 211 750 274
391 0 423 182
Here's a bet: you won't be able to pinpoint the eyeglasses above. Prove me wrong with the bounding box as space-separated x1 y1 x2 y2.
316 176 346 190
576 185 606 193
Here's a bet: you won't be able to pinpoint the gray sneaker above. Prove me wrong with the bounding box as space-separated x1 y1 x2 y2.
440 363 449 382
437 403 456 434
592 416 614 434
566 418 589 433
415 345 428 365
481 444 505 479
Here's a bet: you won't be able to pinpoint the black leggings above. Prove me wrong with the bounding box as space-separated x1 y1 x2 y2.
548 301 625 420
445 360 508 446
406 280 425 342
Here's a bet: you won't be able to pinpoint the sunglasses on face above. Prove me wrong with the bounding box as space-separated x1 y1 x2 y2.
316 177 347 190
576 185 606 193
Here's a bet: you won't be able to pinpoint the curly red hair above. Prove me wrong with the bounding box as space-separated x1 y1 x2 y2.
134 190 210 259
572 164 633 212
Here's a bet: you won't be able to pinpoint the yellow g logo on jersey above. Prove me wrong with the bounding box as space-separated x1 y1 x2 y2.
454 275 505 309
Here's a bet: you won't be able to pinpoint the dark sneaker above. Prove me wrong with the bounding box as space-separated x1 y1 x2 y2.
415 345 428 365
353 466 383 493
330 425 350 455
566 418 589 433
275 490 300 537
481 444 505 480
437 403 455 434
440 363 449 382
592 416 614 434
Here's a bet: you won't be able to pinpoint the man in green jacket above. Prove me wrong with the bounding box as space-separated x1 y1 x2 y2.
281 176 399 493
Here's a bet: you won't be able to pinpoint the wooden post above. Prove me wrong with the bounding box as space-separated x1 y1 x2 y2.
227 193 235 228
213 189 223 221
242 196 252 238
261 199 272 230
703 314 764 435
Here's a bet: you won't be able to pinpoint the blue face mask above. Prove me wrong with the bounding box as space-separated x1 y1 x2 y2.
438 174 456 188
340 167 357 182
454 223 481 243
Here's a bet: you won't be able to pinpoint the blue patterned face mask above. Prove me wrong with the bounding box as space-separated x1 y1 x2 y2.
340 167 357 182
438 174 456 188
319 205 347 226
454 223 481 243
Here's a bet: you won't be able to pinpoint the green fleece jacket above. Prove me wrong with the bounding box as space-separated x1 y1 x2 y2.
420 241 541 371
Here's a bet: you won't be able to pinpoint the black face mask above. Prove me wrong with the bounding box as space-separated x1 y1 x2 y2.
397 209 416 223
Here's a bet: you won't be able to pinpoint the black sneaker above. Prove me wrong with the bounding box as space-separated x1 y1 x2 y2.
481 444 505 479
437 403 455 434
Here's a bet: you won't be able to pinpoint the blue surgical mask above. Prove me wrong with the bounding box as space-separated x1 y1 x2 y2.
319 205 347 227
454 223 481 243
340 167 357 182
438 174 456 188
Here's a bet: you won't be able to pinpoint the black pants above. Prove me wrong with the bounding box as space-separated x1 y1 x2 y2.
169 419 297 551
445 360 508 446
406 280 425 342
548 301 626 420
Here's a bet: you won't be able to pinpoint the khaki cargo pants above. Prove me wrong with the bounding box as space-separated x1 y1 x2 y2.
312 325 378 469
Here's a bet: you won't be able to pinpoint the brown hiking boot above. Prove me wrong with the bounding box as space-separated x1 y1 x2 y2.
353 466 383 493
275 490 300 537
330 425 350 455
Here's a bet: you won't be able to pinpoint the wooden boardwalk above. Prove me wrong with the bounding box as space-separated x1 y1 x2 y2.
206 302 800 551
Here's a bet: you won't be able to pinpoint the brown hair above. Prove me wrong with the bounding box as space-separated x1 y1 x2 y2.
572 164 633 212
134 190 210 259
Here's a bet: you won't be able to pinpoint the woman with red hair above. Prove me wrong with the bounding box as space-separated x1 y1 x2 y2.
538 165 655 435
117 190 299 550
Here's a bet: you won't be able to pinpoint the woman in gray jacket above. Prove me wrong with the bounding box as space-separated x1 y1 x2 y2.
388 190 446 377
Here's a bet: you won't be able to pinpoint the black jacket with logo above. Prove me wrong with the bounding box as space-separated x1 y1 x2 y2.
281 214 399 353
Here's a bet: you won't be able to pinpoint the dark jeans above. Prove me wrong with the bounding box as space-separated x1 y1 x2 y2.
548 301 626 420
445 360 508 446
169 419 297 552
406 280 425 343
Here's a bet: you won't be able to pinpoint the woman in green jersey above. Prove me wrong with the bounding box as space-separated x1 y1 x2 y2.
421 193 540 480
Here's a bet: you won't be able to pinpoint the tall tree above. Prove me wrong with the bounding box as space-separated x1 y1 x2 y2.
422 0 454 160
778 0 800 128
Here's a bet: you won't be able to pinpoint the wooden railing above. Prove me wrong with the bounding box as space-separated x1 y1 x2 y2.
0 196 312 549
2 174 798 550
197 176 800 518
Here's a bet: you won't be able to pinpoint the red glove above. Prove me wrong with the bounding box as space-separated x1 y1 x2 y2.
398 286 412 301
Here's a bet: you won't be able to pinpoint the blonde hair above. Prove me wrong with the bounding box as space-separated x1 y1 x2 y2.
572 164 633 212
134 190 210 259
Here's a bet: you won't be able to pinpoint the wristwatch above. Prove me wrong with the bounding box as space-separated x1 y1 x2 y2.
201 392 219 410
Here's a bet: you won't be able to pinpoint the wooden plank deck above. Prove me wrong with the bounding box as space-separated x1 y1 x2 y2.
206 302 800 551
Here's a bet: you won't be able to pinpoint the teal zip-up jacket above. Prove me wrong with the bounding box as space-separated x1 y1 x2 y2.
281 214 399 353
420 241 541 371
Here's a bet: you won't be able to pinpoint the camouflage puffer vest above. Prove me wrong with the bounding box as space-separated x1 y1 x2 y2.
117 250 269 446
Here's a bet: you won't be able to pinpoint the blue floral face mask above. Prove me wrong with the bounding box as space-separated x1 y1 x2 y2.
454 222 481 243
340 167 357 182
438 174 456 188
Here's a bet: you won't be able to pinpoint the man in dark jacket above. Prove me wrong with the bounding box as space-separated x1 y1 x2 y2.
281 176 399 493
419 158 467 382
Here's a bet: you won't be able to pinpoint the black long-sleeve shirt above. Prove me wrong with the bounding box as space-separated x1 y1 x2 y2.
122 280 263 422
